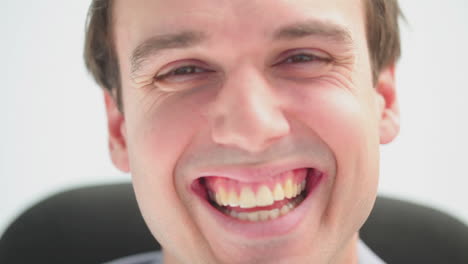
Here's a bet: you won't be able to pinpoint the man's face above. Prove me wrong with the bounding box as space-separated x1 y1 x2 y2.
107 0 398 263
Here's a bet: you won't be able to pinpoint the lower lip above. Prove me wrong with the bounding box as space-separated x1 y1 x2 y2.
193 169 323 239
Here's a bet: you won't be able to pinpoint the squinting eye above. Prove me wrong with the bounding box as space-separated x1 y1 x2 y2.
173 66 205 75
273 50 333 79
283 54 328 64
155 65 213 82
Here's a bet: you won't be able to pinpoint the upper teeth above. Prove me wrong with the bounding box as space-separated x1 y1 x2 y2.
224 195 305 222
207 172 307 209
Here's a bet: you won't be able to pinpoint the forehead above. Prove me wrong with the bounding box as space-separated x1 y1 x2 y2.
113 0 366 48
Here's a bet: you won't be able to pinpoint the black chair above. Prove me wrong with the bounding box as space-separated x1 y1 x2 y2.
1 183 467 264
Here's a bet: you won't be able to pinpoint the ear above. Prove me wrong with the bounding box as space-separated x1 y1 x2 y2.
104 90 130 172
375 64 400 144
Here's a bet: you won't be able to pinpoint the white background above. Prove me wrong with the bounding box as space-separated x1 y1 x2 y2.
1 0 468 236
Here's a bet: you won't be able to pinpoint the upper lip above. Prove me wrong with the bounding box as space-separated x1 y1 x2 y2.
191 158 326 183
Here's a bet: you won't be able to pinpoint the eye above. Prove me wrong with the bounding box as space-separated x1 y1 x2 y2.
280 53 331 65
171 66 206 76
272 49 333 79
155 65 214 83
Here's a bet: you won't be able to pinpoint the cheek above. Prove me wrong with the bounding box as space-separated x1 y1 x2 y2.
123 93 210 250
289 85 381 234
127 90 212 171
123 84 217 204
288 85 381 192
290 86 378 149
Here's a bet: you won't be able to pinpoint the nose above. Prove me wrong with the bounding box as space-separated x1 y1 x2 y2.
207 67 290 153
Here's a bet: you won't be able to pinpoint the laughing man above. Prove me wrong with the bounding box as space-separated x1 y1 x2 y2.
84 0 402 263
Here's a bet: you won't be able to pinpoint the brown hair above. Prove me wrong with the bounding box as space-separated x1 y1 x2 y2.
84 0 402 110
83 0 122 107
364 0 402 83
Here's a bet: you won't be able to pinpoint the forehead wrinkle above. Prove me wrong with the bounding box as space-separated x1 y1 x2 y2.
273 19 354 47
130 31 207 76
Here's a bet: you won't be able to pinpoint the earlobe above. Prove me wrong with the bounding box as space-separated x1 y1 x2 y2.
104 90 130 172
376 65 400 144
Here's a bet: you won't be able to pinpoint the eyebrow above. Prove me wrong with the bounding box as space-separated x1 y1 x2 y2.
273 20 353 45
130 31 206 75
130 20 353 76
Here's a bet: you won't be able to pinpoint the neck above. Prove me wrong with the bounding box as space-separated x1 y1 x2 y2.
163 233 360 264
329 233 359 264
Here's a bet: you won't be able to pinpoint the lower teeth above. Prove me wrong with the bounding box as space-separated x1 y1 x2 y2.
218 192 306 222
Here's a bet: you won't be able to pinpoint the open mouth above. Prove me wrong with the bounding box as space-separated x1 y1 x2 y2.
196 168 322 222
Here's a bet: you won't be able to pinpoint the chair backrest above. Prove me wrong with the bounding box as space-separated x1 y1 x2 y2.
1 183 467 264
